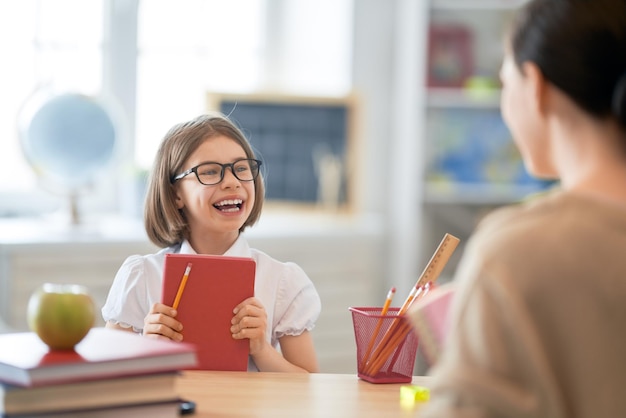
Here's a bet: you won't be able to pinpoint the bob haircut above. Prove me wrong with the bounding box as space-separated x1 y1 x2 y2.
144 113 265 248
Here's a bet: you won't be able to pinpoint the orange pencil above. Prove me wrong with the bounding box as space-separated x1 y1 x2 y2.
360 287 396 370
172 262 193 309
382 287 396 316
399 283 422 315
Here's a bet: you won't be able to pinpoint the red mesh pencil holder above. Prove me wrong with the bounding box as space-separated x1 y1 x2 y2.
349 306 419 384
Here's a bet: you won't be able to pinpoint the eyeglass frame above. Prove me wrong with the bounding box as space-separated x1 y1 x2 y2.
170 158 262 185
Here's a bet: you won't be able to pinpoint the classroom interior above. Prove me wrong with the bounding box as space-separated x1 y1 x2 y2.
0 0 546 374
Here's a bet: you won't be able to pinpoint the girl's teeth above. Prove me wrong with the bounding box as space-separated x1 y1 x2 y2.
216 199 242 206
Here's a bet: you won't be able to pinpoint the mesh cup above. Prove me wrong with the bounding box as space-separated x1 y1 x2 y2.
349 306 419 384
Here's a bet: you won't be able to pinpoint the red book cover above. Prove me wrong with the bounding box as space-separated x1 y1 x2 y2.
407 282 457 366
0 327 197 387
161 253 256 371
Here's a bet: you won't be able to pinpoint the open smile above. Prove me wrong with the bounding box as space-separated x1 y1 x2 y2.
213 199 243 213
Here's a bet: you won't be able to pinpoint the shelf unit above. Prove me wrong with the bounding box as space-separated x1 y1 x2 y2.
422 0 546 279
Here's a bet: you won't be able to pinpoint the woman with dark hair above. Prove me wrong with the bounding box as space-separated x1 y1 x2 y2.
421 0 626 416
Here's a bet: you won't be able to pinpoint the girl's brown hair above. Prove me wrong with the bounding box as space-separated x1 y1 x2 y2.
144 113 265 248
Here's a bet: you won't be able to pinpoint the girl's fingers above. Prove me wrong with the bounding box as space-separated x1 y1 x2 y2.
232 304 265 325
233 297 264 314
231 315 262 334
143 303 183 341
144 322 182 341
150 302 177 317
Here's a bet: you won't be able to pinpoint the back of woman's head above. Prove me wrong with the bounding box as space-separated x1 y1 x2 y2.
510 0 626 128
144 113 265 248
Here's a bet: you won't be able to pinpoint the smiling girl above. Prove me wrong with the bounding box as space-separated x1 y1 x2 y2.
102 113 321 373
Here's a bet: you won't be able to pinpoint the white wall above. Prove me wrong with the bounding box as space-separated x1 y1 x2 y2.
352 0 430 298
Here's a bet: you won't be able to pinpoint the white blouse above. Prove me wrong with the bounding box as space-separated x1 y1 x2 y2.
101 234 321 370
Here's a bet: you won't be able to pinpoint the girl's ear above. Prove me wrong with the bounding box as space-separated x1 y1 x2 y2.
522 61 548 116
172 184 185 209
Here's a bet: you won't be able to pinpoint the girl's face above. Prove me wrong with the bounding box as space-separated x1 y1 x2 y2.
500 48 555 178
173 135 255 243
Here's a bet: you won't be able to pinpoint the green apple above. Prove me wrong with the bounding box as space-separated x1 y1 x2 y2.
27 283 96 350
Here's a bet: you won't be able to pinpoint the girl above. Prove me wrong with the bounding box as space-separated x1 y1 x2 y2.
421 0 626 416
102 113 321 373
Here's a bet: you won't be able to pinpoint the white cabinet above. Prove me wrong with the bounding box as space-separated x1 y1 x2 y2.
0 218 159 331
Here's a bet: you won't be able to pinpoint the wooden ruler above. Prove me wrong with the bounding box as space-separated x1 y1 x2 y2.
397 233 460 315
416 233 460 288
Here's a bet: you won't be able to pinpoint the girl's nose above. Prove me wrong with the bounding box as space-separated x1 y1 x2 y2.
220 167 240 188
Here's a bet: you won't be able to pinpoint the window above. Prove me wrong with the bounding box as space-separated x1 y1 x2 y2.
0 0 353 218
0 0 103 216
135 0 266 169
135 0 353 170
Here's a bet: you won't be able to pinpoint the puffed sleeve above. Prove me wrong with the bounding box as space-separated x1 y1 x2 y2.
273 262 321 339
101 255 159 333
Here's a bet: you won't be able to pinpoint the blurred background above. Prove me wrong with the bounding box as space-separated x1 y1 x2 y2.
0 0 548 373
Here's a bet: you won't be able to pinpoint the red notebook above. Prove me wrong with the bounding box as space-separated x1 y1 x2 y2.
0 327 197 387
161 253 256 371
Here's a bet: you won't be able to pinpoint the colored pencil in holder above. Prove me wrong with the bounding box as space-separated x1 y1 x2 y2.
359 287 396 370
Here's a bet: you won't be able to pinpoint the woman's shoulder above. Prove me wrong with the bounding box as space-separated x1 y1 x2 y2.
477 189 616 238
475 190 573 237
463 191 573 264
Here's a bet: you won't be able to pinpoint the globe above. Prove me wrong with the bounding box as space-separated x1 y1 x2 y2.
18 92 117 223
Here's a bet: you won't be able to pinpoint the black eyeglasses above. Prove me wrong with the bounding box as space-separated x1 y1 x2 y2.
170 159 262 185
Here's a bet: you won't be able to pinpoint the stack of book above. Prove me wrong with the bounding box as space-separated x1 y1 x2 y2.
0 327 198 417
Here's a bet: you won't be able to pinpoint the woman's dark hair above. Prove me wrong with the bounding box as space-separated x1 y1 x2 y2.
510 0 626 127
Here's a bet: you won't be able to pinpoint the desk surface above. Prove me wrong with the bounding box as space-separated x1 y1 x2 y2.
176 371 431 417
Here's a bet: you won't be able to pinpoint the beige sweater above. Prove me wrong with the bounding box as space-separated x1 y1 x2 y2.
421 190 626 418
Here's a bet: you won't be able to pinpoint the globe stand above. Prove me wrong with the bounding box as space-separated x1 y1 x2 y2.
45 187 86 228
68 192 80 226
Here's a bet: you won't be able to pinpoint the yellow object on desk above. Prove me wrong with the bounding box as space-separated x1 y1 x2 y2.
400 385 430 408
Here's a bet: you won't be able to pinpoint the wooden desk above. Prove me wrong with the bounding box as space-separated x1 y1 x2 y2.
176 371 431 417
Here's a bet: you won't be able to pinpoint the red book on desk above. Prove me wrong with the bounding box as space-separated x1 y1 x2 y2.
0 327 197 387
161 253 256 371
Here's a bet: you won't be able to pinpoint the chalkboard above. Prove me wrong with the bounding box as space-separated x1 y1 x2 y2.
207 94 356 209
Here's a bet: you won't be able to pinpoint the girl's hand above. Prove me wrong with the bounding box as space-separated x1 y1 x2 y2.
231 297 268 355
142 302 183 341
